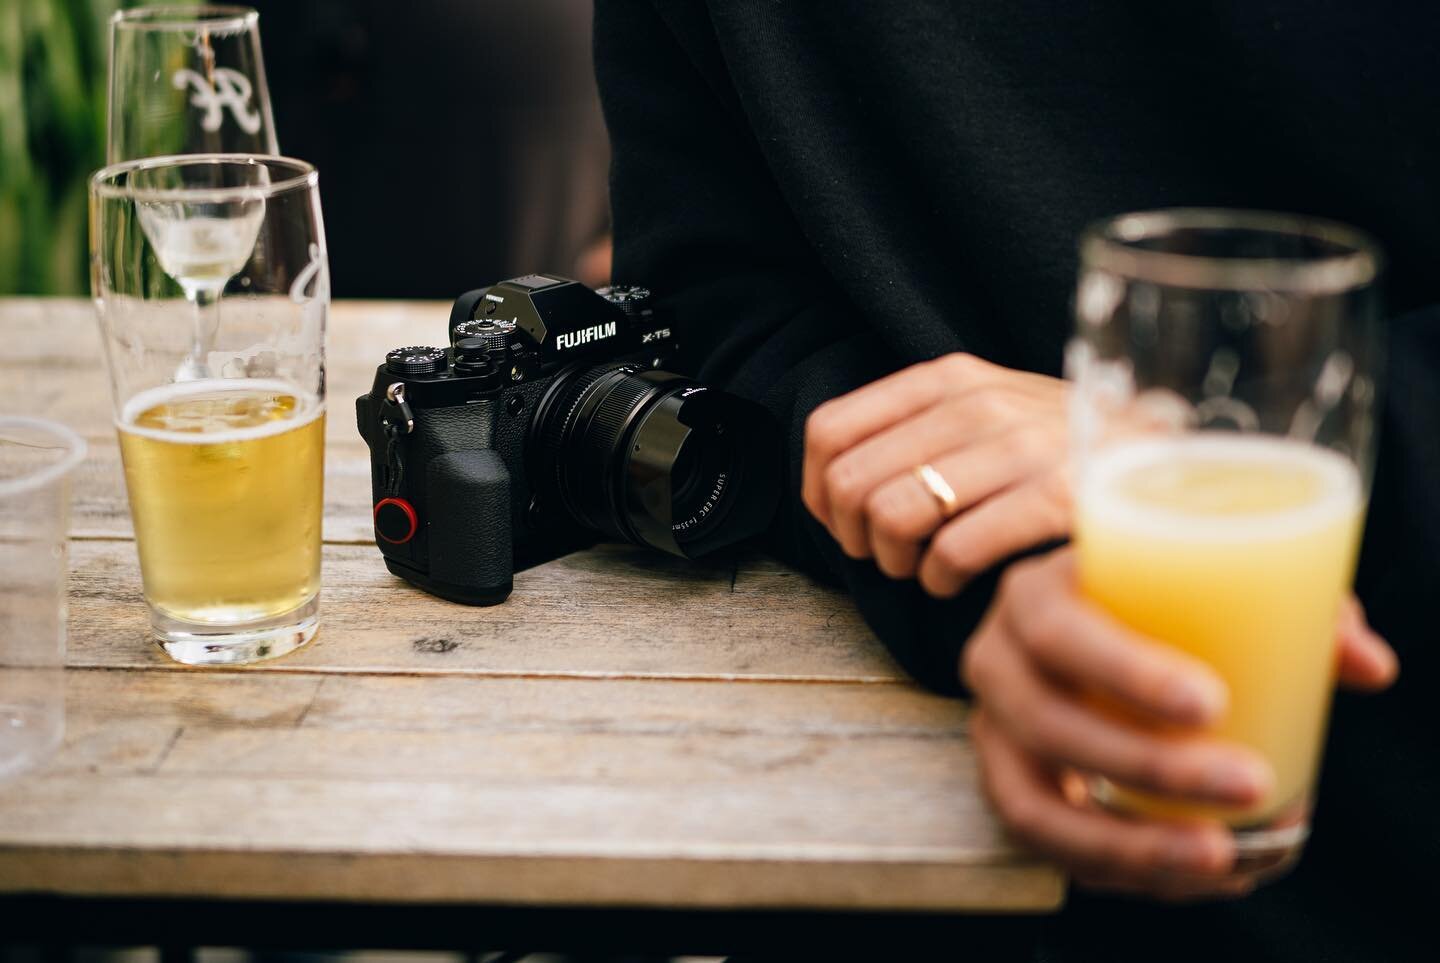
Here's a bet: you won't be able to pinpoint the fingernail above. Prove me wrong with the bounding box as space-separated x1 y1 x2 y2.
1164 834 1228 874
1157 829 1226 875
1371 638 1399 681
1204 758 1273 804
1165 676 1226 723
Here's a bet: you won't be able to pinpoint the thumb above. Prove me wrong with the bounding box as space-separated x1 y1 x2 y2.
1336 596 1398 692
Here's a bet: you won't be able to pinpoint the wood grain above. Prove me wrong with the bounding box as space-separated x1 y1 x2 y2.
0 298 1063 912
66 539 905 681
0 668 1059 909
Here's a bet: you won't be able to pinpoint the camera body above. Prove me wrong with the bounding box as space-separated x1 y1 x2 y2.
356 274 779 605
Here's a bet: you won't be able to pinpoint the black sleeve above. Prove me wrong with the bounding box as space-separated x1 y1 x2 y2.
1356 305 1440 652
594 0 996 696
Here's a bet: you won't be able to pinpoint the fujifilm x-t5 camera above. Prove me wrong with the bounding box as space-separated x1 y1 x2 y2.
356 274 781 604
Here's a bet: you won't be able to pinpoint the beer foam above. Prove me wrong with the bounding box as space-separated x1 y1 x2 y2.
118 378 324 445
1080 434 1361 543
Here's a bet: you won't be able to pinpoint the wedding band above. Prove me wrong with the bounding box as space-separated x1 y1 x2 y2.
913 462 960 519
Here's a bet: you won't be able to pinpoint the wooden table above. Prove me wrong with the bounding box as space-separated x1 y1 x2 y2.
0 298 1062 953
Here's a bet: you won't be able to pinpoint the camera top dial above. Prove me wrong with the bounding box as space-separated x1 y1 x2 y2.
596 284 652 318
385 346 447 376
453 318 515 359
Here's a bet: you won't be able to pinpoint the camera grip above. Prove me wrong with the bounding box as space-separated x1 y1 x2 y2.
425 450 513 604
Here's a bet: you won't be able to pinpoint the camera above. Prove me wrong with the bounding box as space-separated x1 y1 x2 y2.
355 274 781 605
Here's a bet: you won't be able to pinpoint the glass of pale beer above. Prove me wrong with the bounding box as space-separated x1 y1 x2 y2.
1067 209 1382 876
90 154 329 666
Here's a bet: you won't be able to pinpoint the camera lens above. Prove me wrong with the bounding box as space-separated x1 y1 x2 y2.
530 363 779 557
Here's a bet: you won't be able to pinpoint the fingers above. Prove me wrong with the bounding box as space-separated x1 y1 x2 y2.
916 468 1072 597
1336 595 1398 692
802 354 1001 527
863 468 946 577
864 427 1062 576
964 548 1281 901
971 608 1269 806
822 393 1052 558
1070 865 1259 903
972 708 1237 881
802 355 1072 583
982 551 1229 726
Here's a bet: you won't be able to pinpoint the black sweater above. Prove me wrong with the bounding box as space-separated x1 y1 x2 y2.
594 2 1439 959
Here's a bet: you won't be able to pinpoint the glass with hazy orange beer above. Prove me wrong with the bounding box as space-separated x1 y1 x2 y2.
1067 209 1382 874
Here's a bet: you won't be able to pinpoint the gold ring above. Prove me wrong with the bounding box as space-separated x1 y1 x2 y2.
913 463 960 519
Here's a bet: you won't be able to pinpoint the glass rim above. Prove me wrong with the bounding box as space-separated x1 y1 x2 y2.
90 153 317 204
111 5 258 32
1079 208 1382 293
0 418 87 501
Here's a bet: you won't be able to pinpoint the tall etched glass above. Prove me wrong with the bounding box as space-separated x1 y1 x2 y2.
108 6 278 163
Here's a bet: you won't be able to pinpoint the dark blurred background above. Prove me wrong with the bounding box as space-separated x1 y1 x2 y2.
0 0 612 298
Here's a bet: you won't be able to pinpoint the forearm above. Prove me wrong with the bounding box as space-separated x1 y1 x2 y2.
597 0 1002 694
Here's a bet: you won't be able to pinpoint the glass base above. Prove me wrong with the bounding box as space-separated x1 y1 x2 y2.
1092 778 1311 881
1230 802 1310 880
152 594 319 666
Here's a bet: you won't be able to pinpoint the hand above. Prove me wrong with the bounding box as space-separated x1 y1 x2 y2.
965 548 1397 901
802 353 1068 596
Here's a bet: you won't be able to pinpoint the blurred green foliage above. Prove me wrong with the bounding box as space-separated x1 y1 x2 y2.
0 0 192 295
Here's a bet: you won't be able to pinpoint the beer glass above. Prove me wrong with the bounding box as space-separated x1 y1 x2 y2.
90 154 329 666
1067 209 1382 875
1 418 85 780
108 5 278 163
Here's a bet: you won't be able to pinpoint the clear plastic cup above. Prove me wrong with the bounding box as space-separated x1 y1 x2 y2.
0 418 86 781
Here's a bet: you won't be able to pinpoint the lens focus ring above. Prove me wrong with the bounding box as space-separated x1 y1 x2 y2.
587 372 654 465
539 364 625 509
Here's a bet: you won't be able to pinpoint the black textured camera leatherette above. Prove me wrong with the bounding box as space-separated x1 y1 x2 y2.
425 449 511 590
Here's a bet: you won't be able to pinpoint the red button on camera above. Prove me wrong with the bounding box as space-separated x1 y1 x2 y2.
374 497 418 544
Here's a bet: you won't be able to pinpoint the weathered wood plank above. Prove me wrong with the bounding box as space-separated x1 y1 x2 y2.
0 774 1014 866
302 674 963 734
67 539 904 681
46 671 324 775
0 670 1055 910
0 846 1061 910
53 668 961 743
42 668 974 785
155 728 978 787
